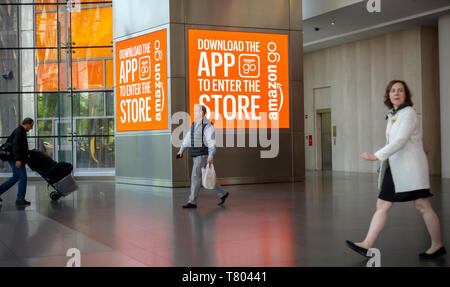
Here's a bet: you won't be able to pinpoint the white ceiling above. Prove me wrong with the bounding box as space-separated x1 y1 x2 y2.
303 0 450 53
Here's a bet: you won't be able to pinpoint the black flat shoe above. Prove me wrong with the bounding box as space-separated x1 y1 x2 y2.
419 246 447 259
182 203 197 209
346 240 370 258
218 192 229 206
15 199 31 206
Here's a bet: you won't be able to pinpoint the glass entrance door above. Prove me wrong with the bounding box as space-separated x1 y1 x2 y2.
53 119 74 166
74 117 115 175
32 2 114 177
37 117 114 176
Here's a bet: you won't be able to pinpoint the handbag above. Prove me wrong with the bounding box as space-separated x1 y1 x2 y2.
201 163 216 189
0 142 13 161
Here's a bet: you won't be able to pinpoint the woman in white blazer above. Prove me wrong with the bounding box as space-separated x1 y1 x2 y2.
346 80 446 259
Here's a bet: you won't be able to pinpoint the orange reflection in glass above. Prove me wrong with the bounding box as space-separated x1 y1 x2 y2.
105 60 113 88
35 13 57 61
71 7 112 49
37 63 67 91
72 47 113 60
37 61 103 91
72 61 104 90
35 4 112 92
35 0 57 12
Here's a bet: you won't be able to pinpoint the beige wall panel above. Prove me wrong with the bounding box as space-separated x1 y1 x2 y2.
314 87 331 110
355 40 373 172
311 50 326 88
329 46 344 171
402 28 423 115
369 36 388 173
303 54 315 169
421 27 441 176
340 43 357 171
385 31 405 81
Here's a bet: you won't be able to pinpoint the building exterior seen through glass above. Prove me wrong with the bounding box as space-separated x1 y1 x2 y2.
0 0 114 176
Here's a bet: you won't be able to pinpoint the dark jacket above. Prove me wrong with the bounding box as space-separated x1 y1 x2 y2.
189 121 209 158
6 126 29 162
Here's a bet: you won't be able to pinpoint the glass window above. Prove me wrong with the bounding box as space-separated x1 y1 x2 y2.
37 119 53 136
106 91 114 116
36 119 55 158
71 6 113 49
1 1 114 175
71 59 105 90
37 93 72 119
37 93 58 118
0 94 19 137
76 118 113 136
73 92 105 117
0 3 20 143
76 135 114 168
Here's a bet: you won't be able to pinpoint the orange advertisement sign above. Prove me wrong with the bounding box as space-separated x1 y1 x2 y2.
115 29 168 131
188 29 289 128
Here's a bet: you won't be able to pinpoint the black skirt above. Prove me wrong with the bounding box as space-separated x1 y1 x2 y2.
378 166 433 202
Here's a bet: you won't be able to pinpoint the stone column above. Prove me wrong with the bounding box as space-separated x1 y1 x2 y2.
113 0 304 187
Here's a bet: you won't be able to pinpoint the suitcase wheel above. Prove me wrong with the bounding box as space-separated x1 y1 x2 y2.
50 191 62 201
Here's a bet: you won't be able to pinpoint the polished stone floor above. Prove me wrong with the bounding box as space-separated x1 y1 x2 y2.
0 171 448 267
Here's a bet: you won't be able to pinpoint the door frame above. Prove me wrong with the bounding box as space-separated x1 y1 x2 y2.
52 117 115 176
315 108 331 170
53 118 76 169
73 116 115 176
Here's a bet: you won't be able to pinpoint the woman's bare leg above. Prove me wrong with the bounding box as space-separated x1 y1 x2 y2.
355 199 393 249
415 198 443 254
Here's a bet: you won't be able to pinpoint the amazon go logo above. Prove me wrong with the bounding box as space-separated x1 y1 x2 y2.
239 54 260 78
139 56 151 80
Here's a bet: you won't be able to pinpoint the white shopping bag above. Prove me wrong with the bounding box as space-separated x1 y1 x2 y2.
202 163 216 189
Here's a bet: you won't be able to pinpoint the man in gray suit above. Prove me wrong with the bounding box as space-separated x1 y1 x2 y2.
177 104 229 208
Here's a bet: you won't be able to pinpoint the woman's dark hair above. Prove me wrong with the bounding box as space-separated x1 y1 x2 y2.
384 80 414 109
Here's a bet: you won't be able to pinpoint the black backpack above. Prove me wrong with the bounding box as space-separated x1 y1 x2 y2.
0 138 13 161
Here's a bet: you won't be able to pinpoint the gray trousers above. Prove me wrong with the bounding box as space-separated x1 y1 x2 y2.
189 155 226 204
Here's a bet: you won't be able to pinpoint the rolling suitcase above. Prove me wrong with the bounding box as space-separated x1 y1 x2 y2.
27 149 78 201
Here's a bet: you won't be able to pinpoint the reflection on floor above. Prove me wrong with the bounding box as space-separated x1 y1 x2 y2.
0 171 448 267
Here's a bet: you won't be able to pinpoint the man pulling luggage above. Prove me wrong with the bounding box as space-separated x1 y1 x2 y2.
0 118 34 206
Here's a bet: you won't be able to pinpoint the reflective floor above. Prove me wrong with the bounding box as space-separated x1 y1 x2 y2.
0 171 448 267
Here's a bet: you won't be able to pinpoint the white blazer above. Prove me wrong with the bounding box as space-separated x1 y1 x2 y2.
374 106 430 193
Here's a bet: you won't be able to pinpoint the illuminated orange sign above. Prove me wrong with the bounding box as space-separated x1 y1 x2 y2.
188 29 289 128
115 29 168 131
